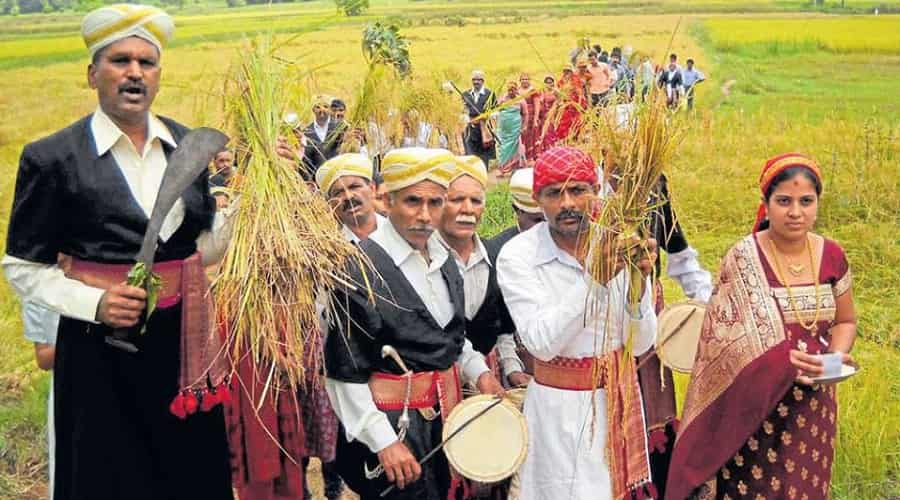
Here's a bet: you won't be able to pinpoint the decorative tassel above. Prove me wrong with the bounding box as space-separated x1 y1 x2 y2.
635 486 647 500
646 483 659 499
169 393 187 420
217 382 232 405
184 391 199 415
648 428 669 454
200 388 219 412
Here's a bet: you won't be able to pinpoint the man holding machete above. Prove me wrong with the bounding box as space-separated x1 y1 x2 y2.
2 5 234 499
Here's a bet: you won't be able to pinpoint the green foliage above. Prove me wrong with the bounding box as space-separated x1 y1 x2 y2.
361 22 411 76
334 0 368 17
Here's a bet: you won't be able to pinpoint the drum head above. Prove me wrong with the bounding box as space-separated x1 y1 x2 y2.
442 395 528 483
657 300 707 373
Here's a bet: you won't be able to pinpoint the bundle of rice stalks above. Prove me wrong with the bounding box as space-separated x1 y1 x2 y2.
215 36 368 396
398 74 466 149
584 88 686 354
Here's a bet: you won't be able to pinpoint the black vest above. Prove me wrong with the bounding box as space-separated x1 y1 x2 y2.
325 238 467 383
7 114 214 265
464 258 515 356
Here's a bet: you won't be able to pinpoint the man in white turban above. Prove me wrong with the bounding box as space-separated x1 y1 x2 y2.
316 153 386 243
2 5 234 499
324 148 504 499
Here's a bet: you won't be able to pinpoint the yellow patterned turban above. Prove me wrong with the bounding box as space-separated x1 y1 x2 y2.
380 148 455 193
509 168 541 214
82 4 173 58
451 155 488 188
315 153 373 194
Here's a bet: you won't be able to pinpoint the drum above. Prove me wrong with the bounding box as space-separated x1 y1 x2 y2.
656 300 707 373
442 394 528 484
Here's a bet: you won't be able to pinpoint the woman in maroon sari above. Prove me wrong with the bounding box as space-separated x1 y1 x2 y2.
543 66 586 148
536 74 557 155
667 153 857 500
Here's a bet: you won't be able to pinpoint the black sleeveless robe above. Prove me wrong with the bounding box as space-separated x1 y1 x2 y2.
325 238 466 500
6 114 232 500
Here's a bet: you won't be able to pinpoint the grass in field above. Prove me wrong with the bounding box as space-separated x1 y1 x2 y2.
706 16 900 54
0 7 898 499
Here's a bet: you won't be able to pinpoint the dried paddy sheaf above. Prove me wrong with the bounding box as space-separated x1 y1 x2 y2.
215 36 370 398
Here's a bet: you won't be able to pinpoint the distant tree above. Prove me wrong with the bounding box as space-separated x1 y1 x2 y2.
226 0 245 7
334 0 368 17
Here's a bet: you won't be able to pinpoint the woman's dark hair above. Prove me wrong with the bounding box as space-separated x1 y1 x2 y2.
763 166 823 202
758 166 823 231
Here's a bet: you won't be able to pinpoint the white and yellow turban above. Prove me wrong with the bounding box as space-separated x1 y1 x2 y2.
315 153 373 193
82 4 174 58
451 155 488 189
380 148 455 193
509 168 541 213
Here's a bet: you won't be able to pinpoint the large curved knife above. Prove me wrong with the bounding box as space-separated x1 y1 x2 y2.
107 127 229 352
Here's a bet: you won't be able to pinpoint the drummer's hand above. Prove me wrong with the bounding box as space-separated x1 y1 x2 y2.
507 371 532 388
790 349 824 385
96 282 147 328
476 371 505 397
636 238 658 278
377 441 421 490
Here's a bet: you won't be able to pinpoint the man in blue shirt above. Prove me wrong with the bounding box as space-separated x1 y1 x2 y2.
681 58 706 110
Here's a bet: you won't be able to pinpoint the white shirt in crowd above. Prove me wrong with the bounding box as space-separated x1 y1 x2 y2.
341 213 387 245
497 222 656 500
438 232 525 378
313 117 330 142
2 108 234 324
325 219 490 453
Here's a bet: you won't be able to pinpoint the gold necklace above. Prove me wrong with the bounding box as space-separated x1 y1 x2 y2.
767 235 821 334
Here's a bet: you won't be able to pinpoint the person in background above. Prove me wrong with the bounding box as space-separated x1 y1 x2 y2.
518 73 542 163
586 51 614 107
681 58 706 111
536 75 557 155
210 149 236 188
496 80 528 177
330 98 347 124
301 97 344 180
658 53 684 109
462 70 497 169
668 154 857 500
485 167 545 256
638 55 656 102
23 301 60 499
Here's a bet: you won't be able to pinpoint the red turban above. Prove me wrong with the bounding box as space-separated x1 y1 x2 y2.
753 152 823 232
532 146 598 195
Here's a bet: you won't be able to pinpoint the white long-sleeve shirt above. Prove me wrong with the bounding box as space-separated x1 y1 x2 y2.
666 245 713 302
496 222 656 500
2 108 234 323
326 220 490 453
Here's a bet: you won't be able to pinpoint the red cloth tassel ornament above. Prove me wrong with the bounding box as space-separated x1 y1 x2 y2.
169 393 187 420
200 388 219 412
646 483 659 499
217 382 232 405
648 428 669 454
184 391 199 415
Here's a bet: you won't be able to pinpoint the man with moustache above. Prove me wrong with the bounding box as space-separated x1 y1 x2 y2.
496 147 658 500
324 148 504 500
2 5 233 499
316 153 386 244
437 156 527 388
